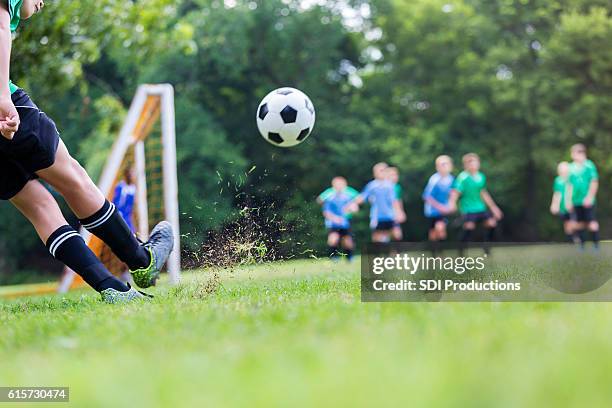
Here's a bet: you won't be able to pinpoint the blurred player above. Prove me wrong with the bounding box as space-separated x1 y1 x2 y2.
348 163 404 243
113 168 137 282
321 177 357 261
386 166 406 241
566 144 599 250
316 180 359 205
422 155 455 242
448 153 503 252
549 161 575 243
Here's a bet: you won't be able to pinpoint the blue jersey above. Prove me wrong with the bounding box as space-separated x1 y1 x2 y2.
322 191 354 229
360 179 396 226
422 173 455 217
113 181 136 232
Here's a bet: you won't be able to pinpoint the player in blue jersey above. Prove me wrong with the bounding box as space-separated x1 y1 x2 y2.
113 168 137 233
422 155 455 242
349 163 403 243
321 177 358 260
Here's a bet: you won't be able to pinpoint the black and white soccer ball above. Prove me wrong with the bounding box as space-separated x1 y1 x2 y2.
256 87 316 147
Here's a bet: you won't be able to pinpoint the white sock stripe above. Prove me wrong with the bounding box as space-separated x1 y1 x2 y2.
49 231 82 257
82 203 116 229
48 231 75 254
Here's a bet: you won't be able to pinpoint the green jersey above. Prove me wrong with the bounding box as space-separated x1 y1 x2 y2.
318 186 359 202
454 171 487 214
568 159 598 205
394 183 402 200
7 0 23 93
553 176 568 214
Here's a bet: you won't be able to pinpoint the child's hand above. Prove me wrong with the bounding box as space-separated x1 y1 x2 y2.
0 97 19 140
395 211 407 224
550 204 558 215
492 206 503 221
344 202 359 214
583 196 594 208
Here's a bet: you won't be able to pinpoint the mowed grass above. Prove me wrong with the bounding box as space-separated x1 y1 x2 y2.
2 258 612 407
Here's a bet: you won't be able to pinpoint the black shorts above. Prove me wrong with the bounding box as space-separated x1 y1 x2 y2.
571 206 596 223
558 213 571 222
463 211 493 223
373 220 395 231
428 216 448 229
328 227 351 237
0 89 60 200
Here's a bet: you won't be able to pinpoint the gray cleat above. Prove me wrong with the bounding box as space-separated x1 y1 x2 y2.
100 284 152 304
131 221 175 288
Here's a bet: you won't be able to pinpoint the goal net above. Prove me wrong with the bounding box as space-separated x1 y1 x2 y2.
58 84 181 292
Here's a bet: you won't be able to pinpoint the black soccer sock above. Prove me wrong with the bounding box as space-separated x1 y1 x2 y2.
46 226 129 293
328 246 339 259
80 201 150 271
485 227 496 242
344 248 354 261
578 230 586 248
565 234 575 243
591 230 600 248
461 229 473 243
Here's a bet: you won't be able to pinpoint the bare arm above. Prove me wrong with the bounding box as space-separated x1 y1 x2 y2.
550 192 561 215
481 190 503 220
425 196 449 214
447 190 460 213
0 3 10 97
0 3 18 139
584 180 598 207
565 184 574 212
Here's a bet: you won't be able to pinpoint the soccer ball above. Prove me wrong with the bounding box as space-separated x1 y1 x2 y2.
256 87 316 147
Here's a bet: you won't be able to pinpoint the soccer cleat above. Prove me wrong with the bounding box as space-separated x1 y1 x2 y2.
131 221 175 289
100 284 153 304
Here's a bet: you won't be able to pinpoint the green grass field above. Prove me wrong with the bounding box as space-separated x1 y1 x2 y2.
2 258 612 407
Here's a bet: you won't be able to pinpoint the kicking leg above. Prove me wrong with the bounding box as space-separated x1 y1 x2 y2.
10 180 129 294
36 141 150 270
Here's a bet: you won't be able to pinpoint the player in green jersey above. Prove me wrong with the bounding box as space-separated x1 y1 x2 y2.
549 161 575 243
0 0 174 303
566 144 599 250
386 166 406 241
448 153 503 250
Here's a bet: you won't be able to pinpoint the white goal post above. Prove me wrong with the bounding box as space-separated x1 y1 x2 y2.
58 84 181 293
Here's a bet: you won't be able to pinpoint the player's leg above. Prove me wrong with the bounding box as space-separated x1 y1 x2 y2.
435 220 448 241
341 233 354 261
461 220 476 242
562 216 576 244
392 223 403 241
484 216 498 242
9 180 140 300
327 231 340 259
573 207 587 249
36 140 173 287
586 208 599 249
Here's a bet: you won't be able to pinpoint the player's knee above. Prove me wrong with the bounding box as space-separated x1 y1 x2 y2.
588 221 599 231
463 222 476 230
342 237 354 249
328 233 340 246
485 219 497 228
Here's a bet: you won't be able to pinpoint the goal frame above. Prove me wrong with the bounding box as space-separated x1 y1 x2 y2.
58 84 181 292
